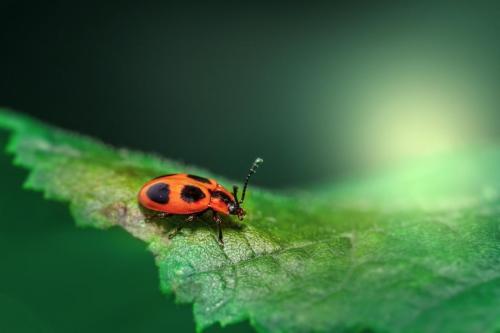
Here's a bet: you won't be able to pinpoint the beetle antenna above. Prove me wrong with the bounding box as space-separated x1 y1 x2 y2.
233 185 240 205
240 157 263 204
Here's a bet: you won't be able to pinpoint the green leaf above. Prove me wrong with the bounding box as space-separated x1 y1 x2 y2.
1 108 499 333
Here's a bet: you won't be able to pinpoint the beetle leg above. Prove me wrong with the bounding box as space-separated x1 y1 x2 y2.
168 214 194 239
145 211 170 222
168 225 182 239
212 211 224 246
144 212 156 222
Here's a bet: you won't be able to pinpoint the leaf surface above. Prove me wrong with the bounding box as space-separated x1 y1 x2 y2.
1 109 499 333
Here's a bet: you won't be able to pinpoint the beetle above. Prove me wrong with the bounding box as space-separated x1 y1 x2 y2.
138 158 263 244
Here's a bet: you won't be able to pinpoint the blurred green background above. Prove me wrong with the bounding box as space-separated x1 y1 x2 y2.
1 1 500 332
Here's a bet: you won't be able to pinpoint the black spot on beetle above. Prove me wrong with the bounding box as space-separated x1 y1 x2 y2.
152 173 178 180
211 190 233 203
181 185 206 203
146 182 170 204
187 174 211 184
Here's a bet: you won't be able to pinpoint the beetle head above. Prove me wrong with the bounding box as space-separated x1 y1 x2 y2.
227 200 246 220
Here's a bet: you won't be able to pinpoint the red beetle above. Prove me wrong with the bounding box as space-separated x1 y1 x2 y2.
138 158 263 244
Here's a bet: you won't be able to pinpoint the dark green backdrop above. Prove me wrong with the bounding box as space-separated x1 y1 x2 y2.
1 1 500 332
